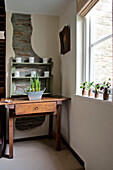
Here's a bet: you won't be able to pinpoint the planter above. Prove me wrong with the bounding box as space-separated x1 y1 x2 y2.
95 91 99 98
27 91 44 100
103 89 109 100
29 57 34 63
82 88 87 96
88 89 92 97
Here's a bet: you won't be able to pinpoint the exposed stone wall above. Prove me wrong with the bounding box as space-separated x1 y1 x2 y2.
11 13 42 62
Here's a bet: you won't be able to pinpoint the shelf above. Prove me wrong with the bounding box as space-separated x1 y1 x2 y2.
12 62 52 66
10 57 53 98
12 76 52 79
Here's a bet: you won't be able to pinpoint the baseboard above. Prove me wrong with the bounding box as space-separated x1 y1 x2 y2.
61 137 85 167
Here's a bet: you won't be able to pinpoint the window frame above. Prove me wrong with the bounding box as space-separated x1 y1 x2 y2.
87 15 113 84
76 0 113 102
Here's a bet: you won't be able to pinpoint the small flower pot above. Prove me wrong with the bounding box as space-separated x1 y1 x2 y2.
103 89 109 100
15 70 20 77
44 71 49 77
29 57 34 63
31 71 36 77
95 91 99 98
88 89 92 97
82 88 87 96
43 58 48 63
16 57 21 63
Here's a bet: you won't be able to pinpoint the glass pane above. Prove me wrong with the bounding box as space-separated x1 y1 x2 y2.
90 38 112 86
89 0 112 44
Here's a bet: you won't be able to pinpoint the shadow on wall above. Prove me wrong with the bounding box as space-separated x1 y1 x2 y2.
61 100 71 143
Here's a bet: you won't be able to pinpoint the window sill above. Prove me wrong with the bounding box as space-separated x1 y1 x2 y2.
75 93 113 106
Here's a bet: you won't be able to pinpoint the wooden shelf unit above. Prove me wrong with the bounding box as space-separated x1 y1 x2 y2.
10 57 53 98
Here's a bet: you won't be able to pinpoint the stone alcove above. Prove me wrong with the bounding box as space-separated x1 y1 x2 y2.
11 13 45 130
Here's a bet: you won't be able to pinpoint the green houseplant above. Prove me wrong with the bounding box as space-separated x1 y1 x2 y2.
27 74 45 100
100 78 111 100
93 83 100 98
87 82 94 97
80 81 88 95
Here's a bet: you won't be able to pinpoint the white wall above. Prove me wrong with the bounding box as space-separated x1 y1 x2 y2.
6 12 60 139
6 12 15 98
59 0 113 170
31 14 61 95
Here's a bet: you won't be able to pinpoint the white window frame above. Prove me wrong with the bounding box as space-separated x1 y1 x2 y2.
87 16 113 84
76 1 113 102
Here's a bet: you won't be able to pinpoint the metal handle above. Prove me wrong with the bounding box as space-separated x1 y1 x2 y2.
35 106 38 110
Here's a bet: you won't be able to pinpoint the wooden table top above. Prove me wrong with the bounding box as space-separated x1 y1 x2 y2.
0 96 71 106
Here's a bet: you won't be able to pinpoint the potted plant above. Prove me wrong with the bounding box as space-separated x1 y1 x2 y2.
94 83 100 98
100 78 111 100
80 81 88 95
27 74 45 100
87 82 94 97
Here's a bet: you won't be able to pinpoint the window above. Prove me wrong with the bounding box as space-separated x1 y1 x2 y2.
76 0 113 101
86 0 112 85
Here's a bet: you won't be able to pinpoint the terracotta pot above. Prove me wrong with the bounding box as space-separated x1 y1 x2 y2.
88 89 92 97
103 89 109 100
82 88 87 96
95 91 99 98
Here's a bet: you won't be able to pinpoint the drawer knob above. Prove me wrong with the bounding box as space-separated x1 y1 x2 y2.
35 106 38 110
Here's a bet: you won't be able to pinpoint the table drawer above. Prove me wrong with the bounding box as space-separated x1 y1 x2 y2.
15 102 56 115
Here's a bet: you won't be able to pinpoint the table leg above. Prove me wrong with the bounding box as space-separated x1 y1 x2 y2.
0 108 2 158
9 110 13 159
56 105 61 151
0 106 6 158
49 115 53 138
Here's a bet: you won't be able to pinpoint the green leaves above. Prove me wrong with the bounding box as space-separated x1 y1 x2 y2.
34 74 40 91
27 87 31 92
27 74 41 92
30 77 35 92
80 81 88 89
94 83 100 91
100 78 111 92
80 78 111 93
88 82 94 89
80 81 94 90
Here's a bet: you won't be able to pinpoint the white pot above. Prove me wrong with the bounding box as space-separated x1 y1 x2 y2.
16 57 21 63
15 70 20 77
43 58 48 63
29 57 34 63
44 71 49 77
31 71 36 77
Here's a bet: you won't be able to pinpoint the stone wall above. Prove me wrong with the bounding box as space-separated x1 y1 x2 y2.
11 13 42 62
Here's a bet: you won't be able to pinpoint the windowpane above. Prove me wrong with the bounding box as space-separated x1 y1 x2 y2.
90 38 112 84
90 0 112 44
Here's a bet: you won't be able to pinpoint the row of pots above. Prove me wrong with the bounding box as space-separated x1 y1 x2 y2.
82 88 109 100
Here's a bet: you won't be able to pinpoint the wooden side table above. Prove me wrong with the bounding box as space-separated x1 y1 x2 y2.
0 96 70 159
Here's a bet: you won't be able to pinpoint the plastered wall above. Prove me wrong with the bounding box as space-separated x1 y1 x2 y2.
59 0 113 170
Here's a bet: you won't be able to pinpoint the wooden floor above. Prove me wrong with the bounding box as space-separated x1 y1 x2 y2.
0 138 85 170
